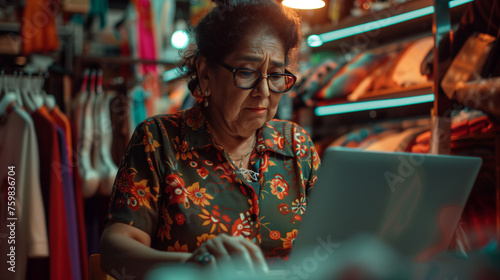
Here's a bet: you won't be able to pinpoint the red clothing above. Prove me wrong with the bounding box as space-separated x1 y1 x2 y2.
31 108 73 280
50 106 88 280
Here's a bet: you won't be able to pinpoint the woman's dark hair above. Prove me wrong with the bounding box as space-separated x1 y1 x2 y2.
180 0 302 98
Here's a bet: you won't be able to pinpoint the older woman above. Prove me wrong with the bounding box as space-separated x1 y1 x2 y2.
100 0 320 277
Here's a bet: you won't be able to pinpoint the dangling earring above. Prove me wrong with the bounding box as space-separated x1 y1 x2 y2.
204 90 209 107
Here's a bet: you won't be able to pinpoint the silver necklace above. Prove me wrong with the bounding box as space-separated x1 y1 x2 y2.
228 136 260 182
228 136 256 169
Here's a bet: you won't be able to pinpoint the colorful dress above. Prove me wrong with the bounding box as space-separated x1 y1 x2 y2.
106 102 321 263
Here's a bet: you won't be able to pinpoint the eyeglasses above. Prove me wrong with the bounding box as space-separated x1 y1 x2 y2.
220 62 297 93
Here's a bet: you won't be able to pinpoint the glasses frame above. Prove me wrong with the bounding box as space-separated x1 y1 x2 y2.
219 62 297 93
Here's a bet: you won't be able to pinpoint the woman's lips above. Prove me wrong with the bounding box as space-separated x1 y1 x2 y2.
248 107 267 114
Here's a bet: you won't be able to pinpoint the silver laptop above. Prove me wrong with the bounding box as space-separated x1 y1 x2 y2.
287 147 482 270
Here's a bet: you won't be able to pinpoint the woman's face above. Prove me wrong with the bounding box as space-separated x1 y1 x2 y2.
203 27 286 138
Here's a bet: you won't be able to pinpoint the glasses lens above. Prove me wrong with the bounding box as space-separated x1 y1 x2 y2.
234 69 261 89
269 74 296 93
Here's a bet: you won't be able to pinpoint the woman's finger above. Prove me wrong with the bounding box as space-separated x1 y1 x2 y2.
236 236 269 273
218 235 255 272
203 237 232 267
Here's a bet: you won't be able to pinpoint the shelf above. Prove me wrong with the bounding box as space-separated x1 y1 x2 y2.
0 22 74 36
306 0 471 51
314 84 434 116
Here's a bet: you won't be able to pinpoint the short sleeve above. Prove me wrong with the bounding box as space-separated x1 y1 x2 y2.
291 123 321 196
106 119 164 237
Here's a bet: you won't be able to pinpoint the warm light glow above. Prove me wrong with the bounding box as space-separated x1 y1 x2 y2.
315 94 435 116
282 0 325 10
307 0 473 47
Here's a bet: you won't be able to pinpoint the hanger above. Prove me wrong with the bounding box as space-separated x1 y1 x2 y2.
96 69 104 96
38 72 56 110
9 72 24 108
19 72 36 112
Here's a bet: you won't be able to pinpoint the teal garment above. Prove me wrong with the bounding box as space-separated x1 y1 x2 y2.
131 86 148 128
89 0 108 28
106 102 321 264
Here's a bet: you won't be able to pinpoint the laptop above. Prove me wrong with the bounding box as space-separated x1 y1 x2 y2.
286 147 482 273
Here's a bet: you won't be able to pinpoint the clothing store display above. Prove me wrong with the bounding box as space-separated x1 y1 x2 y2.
314 51 389 102
0 93 49 280
31 106 73 280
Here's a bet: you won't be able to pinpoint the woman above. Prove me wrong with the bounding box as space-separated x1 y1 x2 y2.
100 0 321 277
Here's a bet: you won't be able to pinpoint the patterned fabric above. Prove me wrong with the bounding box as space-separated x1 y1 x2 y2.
106 102 321 263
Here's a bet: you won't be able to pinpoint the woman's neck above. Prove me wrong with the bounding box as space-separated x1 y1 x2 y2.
206 113 256 157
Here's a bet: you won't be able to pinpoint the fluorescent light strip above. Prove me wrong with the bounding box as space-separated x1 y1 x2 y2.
315 94 435 116
309 0 474 47
162 67 185 82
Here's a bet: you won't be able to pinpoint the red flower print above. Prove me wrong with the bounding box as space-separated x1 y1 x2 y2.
278 203 291 215
143 126 161 152
291 194 306 215
294 132 305 144
197 167 209 179
158 205 173 241
173 136 199 160
198 205 231 233
270 174 290 200
187 182 214 207
214 162 237 183
126 195 140 211
175 213 186 225
196 233 217 247
147 158 155 171
282 229 298 249
311 146 320 170
260 155 269 172
231 213 252 237
115 196 125 209
270 230 281 240
265 139 274 148
185 107 205 130
167 240 188 252
271 131 285 150
129 179 158 209
117 169 135 193
277 136 285 150
296 144 308 158
165 174 190 208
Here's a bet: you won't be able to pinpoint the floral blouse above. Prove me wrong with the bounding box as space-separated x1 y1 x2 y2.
106 103 321 263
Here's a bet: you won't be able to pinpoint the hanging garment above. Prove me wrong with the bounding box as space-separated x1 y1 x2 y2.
31 106 73 280
129 85 148 130
88 0 108 29
21 0 61 54
42 105 82 280
134 0 160 117
92 90 118 196
51 105 89 280
72 73 100 199
153 0 175 60
0 93 49 280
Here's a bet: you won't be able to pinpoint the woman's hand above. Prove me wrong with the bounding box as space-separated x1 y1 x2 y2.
186 234 269 273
